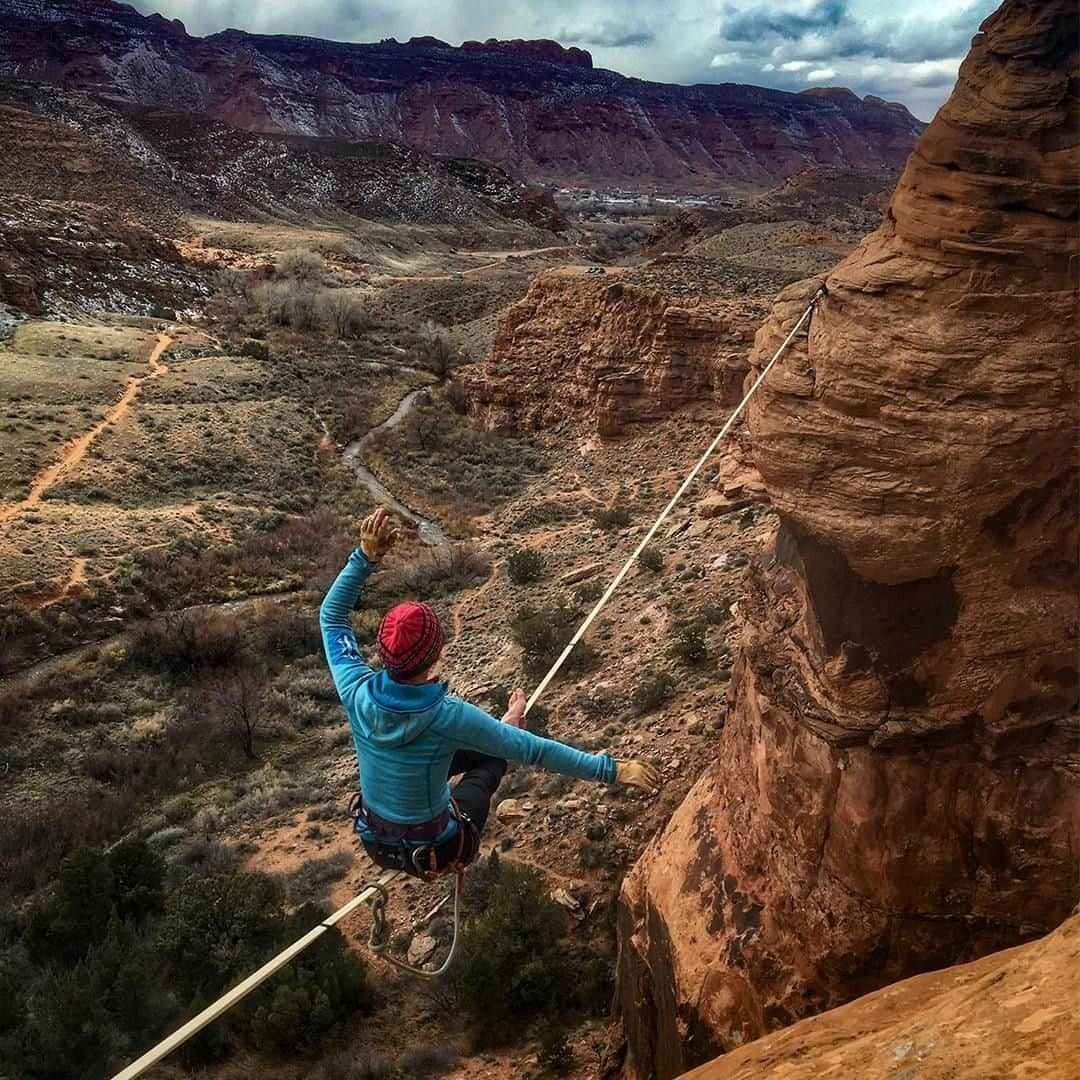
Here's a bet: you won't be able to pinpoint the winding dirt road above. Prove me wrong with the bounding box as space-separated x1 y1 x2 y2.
0 332 172 536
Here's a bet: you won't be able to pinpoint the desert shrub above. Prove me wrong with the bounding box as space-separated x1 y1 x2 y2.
462 849 502 912
158 872 283 1000
13 924 157 1080
277 248 326 283
632 670 675 715
24 846 115 965
392 543 490 599
701 598 733 625
246 904 370 1055
127 609 243 679
445 379 468 414
48 698 125 727
637 545 663 572
574 578 605 604
670 624 708 667
455 860 568 1045
195 665 271 759
107 836 166 922
24 839 163 965
239 338 270 361
248 601 322 663
414 332 458 378
318 289 370 338
511 604 595 679
252 279 319 330
507 547 546 585
399 1045 458 1076
593 504 631 530
284 851 354 906
535 1024 573 1072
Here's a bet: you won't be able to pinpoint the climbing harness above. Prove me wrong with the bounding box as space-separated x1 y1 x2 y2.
110 285 825 1080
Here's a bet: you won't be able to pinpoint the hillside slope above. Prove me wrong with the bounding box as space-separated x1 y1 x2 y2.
0 0 925 192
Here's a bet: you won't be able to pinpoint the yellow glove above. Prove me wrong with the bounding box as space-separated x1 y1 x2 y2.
615 759 661 794
360 507 400 562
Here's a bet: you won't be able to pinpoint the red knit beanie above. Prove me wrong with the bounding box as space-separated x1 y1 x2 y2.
377 601 446 680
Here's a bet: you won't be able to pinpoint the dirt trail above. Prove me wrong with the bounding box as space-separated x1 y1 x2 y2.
0 332 172 536
451 557 502 642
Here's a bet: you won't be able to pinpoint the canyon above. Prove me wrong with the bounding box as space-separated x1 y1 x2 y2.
0 0 1076 1077
0 0 924 193
612 1 1079 1075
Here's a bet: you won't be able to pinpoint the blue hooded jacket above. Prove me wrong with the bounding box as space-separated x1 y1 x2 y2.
320 548 617 842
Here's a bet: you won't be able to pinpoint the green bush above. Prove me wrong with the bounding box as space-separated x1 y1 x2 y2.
637 545 663 572
14 919 159 1080
511 604 595 679
670 624 708 667
593 504 631 530
158 871 283 1000
25 846 115 965
25 839 164 965
632 670 675 715
455 861 569 1045
247 904 369 1055
107 836 166 922
507 547 546 585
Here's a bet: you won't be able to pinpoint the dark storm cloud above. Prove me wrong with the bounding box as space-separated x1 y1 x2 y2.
721 0 849 43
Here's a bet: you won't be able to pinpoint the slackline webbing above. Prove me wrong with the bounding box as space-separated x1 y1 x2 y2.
111 286 824 1080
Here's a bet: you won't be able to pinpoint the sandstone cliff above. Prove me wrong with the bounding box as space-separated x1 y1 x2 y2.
0 0 923 192
468 271 758 437
616 2 1079 1076
681 912 1080 1080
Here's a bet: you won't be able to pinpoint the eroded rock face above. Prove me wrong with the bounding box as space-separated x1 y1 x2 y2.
468 273 758 436
616 3 1079 1076
681 913 1080 1080
0 1 924 192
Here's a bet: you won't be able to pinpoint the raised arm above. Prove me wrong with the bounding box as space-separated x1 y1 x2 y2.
320 508 399 702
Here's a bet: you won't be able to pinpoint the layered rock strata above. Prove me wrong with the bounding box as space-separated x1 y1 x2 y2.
469 273 758 436
616 3 1079 1076
0 0 924 192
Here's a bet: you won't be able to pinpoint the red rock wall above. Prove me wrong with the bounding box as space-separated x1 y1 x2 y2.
615 3 1079 1076
681 914 1080 1080
0 1 924 193
469 273 756 437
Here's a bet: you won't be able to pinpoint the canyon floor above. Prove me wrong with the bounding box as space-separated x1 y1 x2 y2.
0 203 850 1078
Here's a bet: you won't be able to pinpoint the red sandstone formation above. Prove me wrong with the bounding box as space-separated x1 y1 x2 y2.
469 272 758 437
616 2 1079 1076
0 0 923 192
682 913 1080 1080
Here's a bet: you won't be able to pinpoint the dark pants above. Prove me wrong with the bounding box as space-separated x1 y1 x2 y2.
361 750 506 876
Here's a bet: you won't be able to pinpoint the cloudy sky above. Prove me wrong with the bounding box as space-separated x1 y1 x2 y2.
132 0 1000 120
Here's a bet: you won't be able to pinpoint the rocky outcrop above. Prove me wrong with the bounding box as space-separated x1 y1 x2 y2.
468 272 759 436
682 913 1080 1080
0 0 924 192
616 3 1079 1076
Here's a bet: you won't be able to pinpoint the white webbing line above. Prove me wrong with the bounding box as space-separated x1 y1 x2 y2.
112 869 399 1080
112 287 822 1080
525 286 824 713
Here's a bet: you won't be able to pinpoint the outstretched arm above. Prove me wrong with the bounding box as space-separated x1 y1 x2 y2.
447 699 618 783
320 508 400 702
